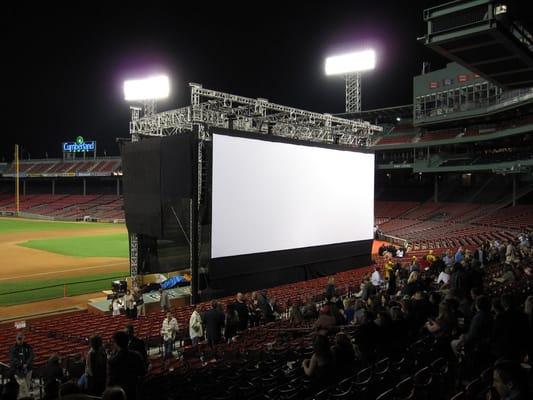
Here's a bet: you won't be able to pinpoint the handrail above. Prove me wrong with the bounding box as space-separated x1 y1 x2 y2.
0 275 125 297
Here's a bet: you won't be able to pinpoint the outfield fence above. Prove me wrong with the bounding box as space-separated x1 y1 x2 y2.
0 275 127 306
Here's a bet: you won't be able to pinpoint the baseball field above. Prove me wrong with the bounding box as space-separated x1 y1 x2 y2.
0 217 129 306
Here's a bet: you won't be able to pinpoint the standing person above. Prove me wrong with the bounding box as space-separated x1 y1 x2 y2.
203 300 225 348
325 276 335 299
257 290 274 323
133 287 145 318
125 325 148 368
9 332 34 398
224 304 239 343
371 266 383 287
159 288 170 312
248 292 261 327
85 335 107 396
232 293 249 331
161 312 178 359
188 304 203 347
107 331 147 400
124 290 135 319
111 294 122 317
42 354 63 400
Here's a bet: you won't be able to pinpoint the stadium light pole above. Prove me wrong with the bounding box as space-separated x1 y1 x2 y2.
325 49 376 113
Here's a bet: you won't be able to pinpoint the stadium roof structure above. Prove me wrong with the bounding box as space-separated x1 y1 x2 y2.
129 83 382 147
421 0 533 89
336 104 413 123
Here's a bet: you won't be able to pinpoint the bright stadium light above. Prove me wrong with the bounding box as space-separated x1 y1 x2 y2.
123 75 170 101
325 48 376 113
325 49 376 76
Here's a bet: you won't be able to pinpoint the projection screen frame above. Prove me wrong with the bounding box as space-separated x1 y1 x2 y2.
208 127 375 287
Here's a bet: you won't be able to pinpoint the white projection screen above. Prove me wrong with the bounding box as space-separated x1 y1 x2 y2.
211 133 375 259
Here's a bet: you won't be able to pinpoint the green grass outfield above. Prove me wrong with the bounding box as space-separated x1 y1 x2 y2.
0 217 122 234
0 217 129 306
19 233 129 257
0 271 128 306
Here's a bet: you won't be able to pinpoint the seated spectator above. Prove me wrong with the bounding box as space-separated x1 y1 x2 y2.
103 386 127 400
451 295 492 359
343 298 355 324
288 299 304 324
313 305 337 336
352 299 366 325
425 302 456 338
494 263 516 284
301 297 318 320
403 271 422 297
361 277 377 301
492 294 529 361
58 381 82 399
301 335 335 387
331 332 357 373
491 360 528 400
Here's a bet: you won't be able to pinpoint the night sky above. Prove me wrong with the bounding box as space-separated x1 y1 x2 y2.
3 1 489 161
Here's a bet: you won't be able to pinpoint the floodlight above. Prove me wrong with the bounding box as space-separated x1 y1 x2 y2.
325 49 376 76
123 75 170 101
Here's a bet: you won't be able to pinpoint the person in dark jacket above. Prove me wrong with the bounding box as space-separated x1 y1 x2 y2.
9 332 34 398
86 335 107 396
203 300 225 347
42 354 63 400
107 331 147 400
325 276 336 299
232 292 249 331
224 304 239 343
450 262 470 299
451 295 493 359
492 294 529 361
125 325 148 367
256 290 274 322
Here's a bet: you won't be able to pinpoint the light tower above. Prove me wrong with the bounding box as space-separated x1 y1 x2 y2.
124 75 170 117
325 49 376 113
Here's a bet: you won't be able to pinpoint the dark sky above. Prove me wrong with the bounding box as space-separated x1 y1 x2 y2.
4 1 455 160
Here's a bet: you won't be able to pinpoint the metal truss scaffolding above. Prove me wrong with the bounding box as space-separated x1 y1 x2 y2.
130 83 382 147
345 73 361 113
127 83 382 298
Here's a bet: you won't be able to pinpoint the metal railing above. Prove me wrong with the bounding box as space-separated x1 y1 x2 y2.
0 275 126 307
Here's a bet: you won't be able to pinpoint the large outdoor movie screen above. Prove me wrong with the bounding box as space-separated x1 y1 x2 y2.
211 133 374 259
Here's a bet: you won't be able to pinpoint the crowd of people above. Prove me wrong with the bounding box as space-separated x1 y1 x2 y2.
4 233 533 400
6 325 148 400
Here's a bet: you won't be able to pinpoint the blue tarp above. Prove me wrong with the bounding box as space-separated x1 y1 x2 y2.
160 275 187 289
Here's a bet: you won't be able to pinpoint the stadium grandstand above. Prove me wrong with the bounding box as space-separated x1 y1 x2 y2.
1 1 533 400
0 157 124 221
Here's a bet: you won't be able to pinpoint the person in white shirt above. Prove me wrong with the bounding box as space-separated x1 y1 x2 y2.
161 312 178 359
111 295 122 317
189 304 203 347
437 267 451 288
371 266 383 287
